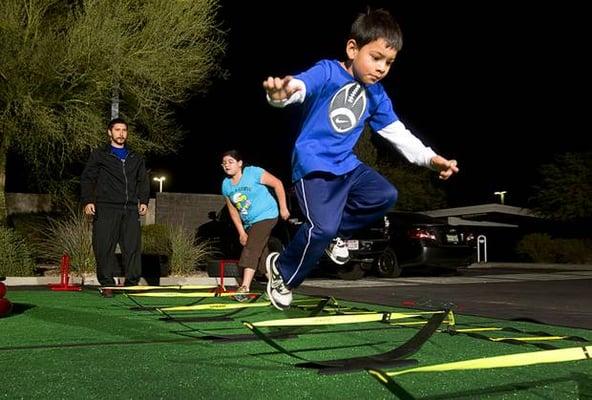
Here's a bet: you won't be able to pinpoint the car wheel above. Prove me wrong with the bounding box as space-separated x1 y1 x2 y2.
336 263 365 280
375 247 401 278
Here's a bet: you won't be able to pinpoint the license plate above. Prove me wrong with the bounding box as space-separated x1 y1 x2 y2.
446 234 459 244
346 240 359 250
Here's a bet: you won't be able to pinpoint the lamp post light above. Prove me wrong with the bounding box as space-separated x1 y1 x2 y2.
153 176 166 193
494 190 507 205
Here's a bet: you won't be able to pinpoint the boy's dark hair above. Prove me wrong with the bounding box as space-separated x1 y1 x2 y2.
108 117 128 131
221 149 243 162
350 8 403 51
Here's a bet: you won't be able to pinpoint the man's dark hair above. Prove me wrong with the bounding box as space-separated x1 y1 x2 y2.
349 8 403 51
108 117 128 131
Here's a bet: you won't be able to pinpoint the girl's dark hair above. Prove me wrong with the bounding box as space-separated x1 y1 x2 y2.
221 149 243 162
349 8 403 51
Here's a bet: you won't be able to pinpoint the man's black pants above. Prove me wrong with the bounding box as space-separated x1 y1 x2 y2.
92 205 142 286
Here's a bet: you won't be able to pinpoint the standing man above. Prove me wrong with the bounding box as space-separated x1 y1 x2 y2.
81 118 150 296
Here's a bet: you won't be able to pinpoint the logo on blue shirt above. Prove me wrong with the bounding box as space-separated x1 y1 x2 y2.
329 82 367 133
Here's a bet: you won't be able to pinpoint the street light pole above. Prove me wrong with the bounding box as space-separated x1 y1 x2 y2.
153 176 166 193
494 190 507 205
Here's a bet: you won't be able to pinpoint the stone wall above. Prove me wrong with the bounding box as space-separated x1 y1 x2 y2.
7 193 155 225
155 192 225 231
6 192 223 231
6 193 53 214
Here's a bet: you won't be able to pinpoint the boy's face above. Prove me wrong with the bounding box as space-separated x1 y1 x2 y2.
346 38 397 85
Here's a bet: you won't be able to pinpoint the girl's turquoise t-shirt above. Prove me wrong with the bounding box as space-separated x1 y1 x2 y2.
222 166 278 227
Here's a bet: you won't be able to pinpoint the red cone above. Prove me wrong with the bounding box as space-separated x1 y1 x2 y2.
0 298 12 317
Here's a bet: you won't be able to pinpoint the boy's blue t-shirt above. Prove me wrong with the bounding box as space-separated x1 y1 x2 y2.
221 166 279 227
292 59 399 182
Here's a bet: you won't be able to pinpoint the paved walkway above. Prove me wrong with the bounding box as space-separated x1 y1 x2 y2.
468 262 592 271
299 264 592 329
302 269 592 288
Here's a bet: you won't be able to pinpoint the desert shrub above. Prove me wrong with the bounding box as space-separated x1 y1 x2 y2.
516 233 556 263
8 212 56 262
168 225 214 276
0 226 36 276
552 238 592 264
517 233 592 263
142 224 171 255
38 207 95 276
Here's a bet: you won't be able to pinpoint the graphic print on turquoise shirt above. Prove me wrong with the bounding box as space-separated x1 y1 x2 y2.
231 190 251 215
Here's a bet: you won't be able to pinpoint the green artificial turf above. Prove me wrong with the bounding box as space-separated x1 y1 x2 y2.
1 288 591 399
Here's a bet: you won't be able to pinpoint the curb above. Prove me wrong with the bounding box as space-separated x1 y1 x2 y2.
3 275 238 287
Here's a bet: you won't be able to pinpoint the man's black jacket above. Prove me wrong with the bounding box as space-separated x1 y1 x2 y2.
80 145 150 208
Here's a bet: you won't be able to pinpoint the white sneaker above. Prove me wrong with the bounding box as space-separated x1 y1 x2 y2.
265 252 293 310
324 237 350 265
232 286 250 303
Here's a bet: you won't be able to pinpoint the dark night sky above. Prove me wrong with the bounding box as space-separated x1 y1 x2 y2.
150 1 589 207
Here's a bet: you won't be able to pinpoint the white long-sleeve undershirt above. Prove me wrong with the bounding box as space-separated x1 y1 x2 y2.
377 120 436 169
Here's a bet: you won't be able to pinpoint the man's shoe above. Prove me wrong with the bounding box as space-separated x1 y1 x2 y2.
324 237 350 265
100 288 113 298
265 252 292 310
232 286 250 303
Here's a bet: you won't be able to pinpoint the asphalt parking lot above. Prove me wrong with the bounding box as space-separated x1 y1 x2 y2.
297 263 592 329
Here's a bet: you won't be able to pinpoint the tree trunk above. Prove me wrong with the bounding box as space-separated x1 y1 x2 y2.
0 143 6 226
111 82 120 119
